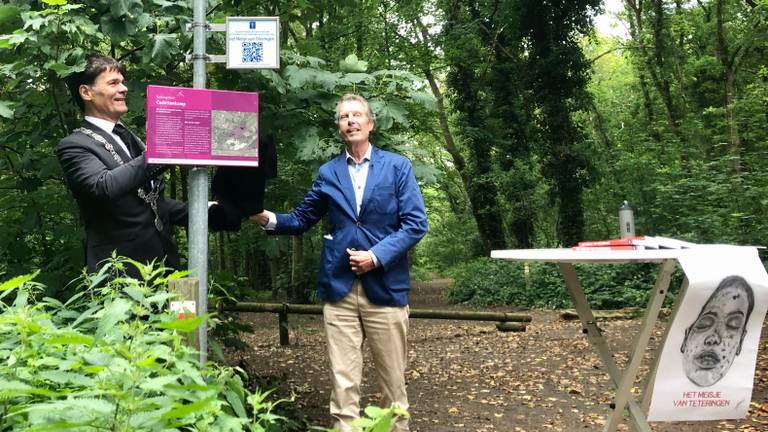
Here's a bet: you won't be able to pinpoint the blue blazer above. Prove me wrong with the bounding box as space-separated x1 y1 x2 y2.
273 146 428 306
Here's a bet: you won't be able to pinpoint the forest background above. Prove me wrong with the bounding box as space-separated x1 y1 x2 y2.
1 0 767 307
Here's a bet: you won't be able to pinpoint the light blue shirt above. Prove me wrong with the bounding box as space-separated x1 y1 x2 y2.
346 144 372 216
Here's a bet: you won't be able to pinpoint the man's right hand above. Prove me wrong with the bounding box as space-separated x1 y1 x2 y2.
249 210 274 227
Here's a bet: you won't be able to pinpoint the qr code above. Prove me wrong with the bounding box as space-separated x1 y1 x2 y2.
242 41 263 63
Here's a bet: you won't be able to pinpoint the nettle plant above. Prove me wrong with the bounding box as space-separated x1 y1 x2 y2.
0 259 407 432
0 259 289 431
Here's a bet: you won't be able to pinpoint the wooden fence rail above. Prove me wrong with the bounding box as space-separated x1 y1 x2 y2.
222 302 532 345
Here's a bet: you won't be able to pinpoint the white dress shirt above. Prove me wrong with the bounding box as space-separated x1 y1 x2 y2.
84 116 132 157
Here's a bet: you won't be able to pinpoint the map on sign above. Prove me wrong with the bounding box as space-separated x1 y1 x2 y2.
211 111 259 157
146 85 259 167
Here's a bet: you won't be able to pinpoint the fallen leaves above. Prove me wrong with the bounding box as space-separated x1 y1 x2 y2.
224 283 768 432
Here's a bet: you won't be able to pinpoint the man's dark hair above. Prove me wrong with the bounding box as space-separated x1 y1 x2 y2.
67 54 126 112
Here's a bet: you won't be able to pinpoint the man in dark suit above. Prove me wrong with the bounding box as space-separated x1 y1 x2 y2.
57 54 187 275
251 94 428 431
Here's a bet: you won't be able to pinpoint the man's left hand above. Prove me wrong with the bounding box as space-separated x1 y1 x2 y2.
347 248 375 275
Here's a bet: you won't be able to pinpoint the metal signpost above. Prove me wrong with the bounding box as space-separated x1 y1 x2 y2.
190 0 209 364
189 0 279 364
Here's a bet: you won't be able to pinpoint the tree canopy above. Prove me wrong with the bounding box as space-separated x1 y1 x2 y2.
1 0 767 298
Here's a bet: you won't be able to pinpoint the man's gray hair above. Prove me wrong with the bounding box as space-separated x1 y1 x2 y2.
335 93 375 125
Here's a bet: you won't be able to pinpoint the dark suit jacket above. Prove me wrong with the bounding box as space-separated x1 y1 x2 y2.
209 135 277 231
57 120 188 273
273 146 428 306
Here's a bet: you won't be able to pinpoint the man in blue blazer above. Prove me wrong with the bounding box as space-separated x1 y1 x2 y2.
252 94 427 431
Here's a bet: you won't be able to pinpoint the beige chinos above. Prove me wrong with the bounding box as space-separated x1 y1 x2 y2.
324 279 410 432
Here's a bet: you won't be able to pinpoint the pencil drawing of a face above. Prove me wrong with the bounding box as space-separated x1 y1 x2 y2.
680 275 754 387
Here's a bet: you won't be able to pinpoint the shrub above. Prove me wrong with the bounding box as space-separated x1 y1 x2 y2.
446 257 683 309
0 261 291 431
0 259 410 432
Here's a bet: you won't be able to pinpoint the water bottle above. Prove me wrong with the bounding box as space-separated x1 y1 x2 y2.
619 200 635 238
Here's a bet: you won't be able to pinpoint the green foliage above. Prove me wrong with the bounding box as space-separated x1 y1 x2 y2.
206 46 435 301
0 0 437 303
0 262 293 431
446 258 566 308
0 0 184 289
446 257 683 310
2 0 767 319
439 0 601 251
307 404 409 432
411 185 482 275
339 54 368 73
580 0 768 250
351 405 410 432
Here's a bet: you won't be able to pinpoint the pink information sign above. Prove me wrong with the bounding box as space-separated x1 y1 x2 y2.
146 85 259 167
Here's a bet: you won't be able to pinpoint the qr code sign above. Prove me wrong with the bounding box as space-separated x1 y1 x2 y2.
242 41 263 63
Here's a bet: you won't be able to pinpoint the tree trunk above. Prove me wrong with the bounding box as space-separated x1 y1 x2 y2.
627 0 683 139
413 20 473 216
650 0 681 133
715 0 742 173
217 231 226 272
269 257 279 299
289 235 306 303
439 6 507 255
638 71 660 142
381 3 392 69
588 98 613 149
724 69 741 173
180 167 188 202
245 247 255 290
169 166 177 200
422 67 466 175
625 0 658 136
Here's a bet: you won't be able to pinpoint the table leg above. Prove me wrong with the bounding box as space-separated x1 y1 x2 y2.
639 277 689 414
558 261 674 432
605 260 675 432
558 263 648 430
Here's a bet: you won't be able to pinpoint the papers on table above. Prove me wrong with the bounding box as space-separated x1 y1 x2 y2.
574 236 698 250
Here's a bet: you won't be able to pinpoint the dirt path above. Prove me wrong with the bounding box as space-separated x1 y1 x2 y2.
227 279 768 431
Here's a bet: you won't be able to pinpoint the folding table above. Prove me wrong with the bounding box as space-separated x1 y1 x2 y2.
490 248 688 432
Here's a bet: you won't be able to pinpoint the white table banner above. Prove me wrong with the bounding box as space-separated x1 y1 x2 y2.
648 246 768 421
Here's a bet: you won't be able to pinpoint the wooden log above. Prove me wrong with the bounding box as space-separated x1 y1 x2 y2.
496 322 526 332
224 302 533 344
560 308 642 321
410 308 532 323
225 302 532 323
226 302 322 315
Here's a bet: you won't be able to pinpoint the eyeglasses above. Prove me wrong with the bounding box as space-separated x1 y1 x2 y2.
338 112 366 122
